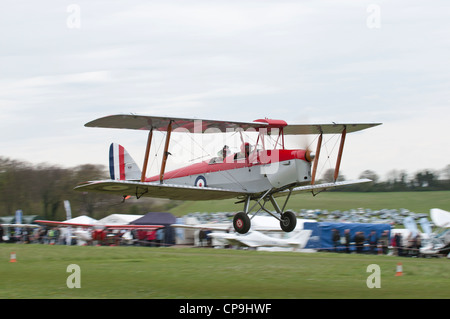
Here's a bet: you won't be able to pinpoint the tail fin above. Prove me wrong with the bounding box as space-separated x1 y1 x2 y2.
109 143 141 181
287 230 312 249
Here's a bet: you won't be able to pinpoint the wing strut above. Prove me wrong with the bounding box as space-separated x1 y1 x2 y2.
311 132 323 185
160 121 173 184
334 126 347 182
141 128 153 182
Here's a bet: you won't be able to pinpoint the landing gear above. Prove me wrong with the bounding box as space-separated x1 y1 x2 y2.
280 210 297 232
233 212 251 234
232 189 297 234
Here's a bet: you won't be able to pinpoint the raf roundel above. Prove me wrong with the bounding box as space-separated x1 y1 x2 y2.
194 175 207 188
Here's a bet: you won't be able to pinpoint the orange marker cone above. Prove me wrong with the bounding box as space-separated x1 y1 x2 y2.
395 262 403 276
10 252 17 263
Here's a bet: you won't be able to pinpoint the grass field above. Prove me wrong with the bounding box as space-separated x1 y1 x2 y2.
1 244 448 299
169 191 450 215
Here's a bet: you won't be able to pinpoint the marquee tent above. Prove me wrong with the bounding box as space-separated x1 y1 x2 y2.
131 212 176 226
64 215 98 225
131 212 177 246
97 214 143 225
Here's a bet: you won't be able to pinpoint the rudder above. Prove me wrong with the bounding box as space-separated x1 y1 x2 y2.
109 143 141 181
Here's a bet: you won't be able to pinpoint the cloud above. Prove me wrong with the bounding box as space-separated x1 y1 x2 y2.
0 0 449 181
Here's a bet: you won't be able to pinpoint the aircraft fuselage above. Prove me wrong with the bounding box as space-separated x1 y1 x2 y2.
147 149 313 193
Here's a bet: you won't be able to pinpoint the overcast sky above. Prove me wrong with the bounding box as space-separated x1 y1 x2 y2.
1 1 449 180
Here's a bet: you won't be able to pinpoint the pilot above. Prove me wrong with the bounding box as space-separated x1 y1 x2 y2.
219 145 230 160
242 142 251 158
210 145 231 164
234 142 251 160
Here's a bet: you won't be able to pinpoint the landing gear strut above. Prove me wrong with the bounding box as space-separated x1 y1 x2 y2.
232 189 297 234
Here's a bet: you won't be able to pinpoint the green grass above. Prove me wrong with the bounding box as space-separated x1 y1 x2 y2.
1 244 448 299
169 191 450 215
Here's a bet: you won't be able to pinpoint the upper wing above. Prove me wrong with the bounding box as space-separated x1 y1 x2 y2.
172 223 232 231
85 114 268 133
35 220 163 230
273 179 372 198
172 223 285 233
1 224 41 228
85 114 381 135
283 123 381 135
74 179 250 200
34 220 97 227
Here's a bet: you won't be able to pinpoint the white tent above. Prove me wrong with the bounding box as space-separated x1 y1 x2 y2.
97 214 143 225
59 215 98 246
64 215 98 225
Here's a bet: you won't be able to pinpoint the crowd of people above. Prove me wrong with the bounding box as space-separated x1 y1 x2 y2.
0 225 170 247
0 224 429 257
0 226 43 244
331 228 423 257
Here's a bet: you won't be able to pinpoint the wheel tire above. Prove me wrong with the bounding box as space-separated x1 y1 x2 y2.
280 210 297 232
233 212 251 234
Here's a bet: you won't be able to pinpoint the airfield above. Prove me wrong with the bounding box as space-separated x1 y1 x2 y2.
2 191 450 300
2 244 448 299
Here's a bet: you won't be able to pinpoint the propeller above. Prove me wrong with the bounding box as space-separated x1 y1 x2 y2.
299 133 322 185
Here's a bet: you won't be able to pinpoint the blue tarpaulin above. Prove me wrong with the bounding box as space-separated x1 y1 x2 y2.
304 222 391 251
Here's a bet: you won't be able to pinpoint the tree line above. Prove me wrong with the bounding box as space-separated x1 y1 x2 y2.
0 156 449 220
326 165 450 192
0 157 175 221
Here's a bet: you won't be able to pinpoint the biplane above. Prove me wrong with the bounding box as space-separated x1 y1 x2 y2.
75 114 381 234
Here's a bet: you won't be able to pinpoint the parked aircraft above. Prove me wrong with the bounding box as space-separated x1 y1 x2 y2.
208 229 312 251
420 208 450 257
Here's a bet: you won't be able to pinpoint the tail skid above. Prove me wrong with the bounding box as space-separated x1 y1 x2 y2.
109 143 141 181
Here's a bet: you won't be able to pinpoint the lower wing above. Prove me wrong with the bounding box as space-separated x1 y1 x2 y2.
74 180 249 201
74 178 370 201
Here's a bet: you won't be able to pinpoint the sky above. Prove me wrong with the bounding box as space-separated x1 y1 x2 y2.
1 0 449 181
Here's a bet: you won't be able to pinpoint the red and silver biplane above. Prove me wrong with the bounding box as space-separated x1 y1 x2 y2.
75 114 381 234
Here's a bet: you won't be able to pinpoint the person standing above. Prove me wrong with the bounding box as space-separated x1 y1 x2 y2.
379 230 389 255
332 229 340 252
344 229 351 253
368 230 378 255
355 231 365 254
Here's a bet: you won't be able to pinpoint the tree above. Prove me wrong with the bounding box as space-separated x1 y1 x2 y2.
412 170 438 189
70 164 109 217
386 169 408 191
321 168 345 183
359 170 379 183
441 164 450 180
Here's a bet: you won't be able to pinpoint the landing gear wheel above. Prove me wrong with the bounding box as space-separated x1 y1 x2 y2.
233 212 251 234
280 210 297 232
